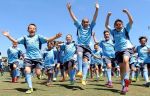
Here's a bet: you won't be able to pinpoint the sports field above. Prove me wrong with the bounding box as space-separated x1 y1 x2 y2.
0 72 149 96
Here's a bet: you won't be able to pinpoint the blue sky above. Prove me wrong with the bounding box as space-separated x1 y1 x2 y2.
0 0 150 56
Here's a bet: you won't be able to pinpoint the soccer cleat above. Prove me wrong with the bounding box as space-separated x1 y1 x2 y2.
76 72 82 78
106 81 113 88
53 78 57 82
25 88 33 94
124 79 131 92
81 80 87 85
120 86 127 95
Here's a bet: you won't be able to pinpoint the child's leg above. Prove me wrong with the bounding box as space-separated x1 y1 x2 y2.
25 66 33 92
82 57 90 85
77 46 83 76
143 64 149 83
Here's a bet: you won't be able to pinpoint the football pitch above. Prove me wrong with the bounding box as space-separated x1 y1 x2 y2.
0 72 149 96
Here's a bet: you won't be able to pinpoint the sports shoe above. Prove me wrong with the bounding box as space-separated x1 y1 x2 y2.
25 88 33 94
81 80 87 85
106 81 113 88
76 72 82 78
120 86 127 95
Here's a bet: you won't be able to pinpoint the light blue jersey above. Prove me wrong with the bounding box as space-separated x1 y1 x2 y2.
109 23 133 52
43 49 56 67
17 34 47 59
130 54 137 64
99 39 115 58
91 50 103 65
7 47 22 64
61 42 76 63
136 45 150 63
74 20 96 46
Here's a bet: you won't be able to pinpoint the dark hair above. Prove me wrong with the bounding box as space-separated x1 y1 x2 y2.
139 36 148 42
28 23 37 31
103 30 110 35
114 19 123 27
66 34 72 38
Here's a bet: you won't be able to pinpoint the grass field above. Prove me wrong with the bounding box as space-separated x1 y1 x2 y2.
0 72 150 96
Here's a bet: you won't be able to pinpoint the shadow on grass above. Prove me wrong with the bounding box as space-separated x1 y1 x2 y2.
88 87 120 93
14 88 40 93
54 84 84 90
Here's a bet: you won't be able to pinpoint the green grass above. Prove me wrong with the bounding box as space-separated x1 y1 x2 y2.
0 72 150 96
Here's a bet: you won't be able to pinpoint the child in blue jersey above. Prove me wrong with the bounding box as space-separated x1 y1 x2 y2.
67 2 99 83
105 9 133 94
7 42 23 83
93 30 115 88
54 42 65 82
2 23 62 94
60 34 77 85
90 43 103 81
129 53 138 82
43 41 56 86
136 36 150 87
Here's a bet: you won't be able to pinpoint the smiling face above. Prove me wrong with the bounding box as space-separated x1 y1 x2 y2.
104 31 110 41
47 41 54 49
66 34 72 43
114 19 123 31
139 37 147 46
82 18 89 28
28 24 36 37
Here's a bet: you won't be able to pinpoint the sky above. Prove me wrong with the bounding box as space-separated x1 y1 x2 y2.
0 0 150 56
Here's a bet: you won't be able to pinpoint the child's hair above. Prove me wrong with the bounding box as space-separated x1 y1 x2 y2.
47 41 55 46
66 34 72 38
28 23 37 31
114 19 123 27
103 30 110 35
139 36 148 42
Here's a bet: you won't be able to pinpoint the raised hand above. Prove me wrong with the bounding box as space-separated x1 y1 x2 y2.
2 31 10 37
123 9 128 13
56 33 62 38
67 3 71 10
95 3 99 9
107 12 112 16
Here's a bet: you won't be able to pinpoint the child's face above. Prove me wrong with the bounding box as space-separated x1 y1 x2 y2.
66 35 72 43
28 25 36 36
115 21 123 31
47 42 54 49
104 32 110 40
82 18 89 28
140 39 147 46
94 44 99 50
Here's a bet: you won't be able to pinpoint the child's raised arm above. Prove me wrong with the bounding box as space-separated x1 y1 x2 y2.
2 31 18 43
67 3 78 22
92 32 98 43
105 12 112 30
92 2 99 22
123 9 133 27
47 33 62 42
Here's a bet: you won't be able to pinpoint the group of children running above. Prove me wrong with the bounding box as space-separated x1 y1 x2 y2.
1 2 150 95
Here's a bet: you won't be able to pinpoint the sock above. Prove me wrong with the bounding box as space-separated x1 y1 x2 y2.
25 73 32 88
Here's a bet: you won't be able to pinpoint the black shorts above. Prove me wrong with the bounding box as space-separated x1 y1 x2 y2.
64 59 75 71
9 61 19 71
24 59 43 69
